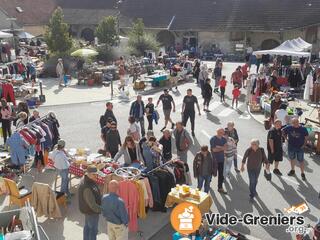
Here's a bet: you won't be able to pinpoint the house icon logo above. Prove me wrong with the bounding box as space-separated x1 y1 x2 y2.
170 202 202 235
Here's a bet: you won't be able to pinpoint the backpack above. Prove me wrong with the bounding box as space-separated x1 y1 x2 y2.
152 110 160 124
99 115 106 129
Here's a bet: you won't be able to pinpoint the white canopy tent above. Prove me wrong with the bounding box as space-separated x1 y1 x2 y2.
0 31 13 38
17 31 35 39
253 38 312 57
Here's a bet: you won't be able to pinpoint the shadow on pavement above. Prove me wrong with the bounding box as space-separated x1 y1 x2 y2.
190 136 201 156
210 173 252 235
254 196 291 240
270 177 318 221
295 177 319 214
206 112 221 125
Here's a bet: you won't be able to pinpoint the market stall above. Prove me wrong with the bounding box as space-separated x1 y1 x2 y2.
47 149 121 190
253 38 312 58
252 38 312 89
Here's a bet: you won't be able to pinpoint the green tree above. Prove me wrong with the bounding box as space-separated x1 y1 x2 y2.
44 7 73 55
128 18 160 56
95 16 119 46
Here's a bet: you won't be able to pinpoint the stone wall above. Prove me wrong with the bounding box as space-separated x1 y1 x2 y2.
197 31 281 53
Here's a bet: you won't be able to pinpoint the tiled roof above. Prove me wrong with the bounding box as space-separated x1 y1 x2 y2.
62 8 118 25
0 0 57 25
58 0 118 9
0 8 20 30
120 0 320 31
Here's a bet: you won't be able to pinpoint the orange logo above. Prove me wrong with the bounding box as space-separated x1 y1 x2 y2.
170 202 202 235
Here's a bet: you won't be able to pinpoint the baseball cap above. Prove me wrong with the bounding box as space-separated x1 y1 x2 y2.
57 139 66 148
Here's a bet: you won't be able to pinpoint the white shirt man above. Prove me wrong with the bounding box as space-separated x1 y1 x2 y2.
49 140 70 196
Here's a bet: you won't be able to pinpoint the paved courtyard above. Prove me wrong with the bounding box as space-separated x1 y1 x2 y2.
1 62 319 240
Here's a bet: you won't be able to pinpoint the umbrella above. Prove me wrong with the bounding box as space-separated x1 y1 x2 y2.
0 31 13 38
17 31 35 39
71 48 98 58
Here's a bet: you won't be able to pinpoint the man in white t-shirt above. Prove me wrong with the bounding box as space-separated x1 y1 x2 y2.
275 103 289 126
49 139 71 197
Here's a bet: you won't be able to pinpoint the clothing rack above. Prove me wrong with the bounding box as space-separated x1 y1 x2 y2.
15 113 50 132
147 159 175 174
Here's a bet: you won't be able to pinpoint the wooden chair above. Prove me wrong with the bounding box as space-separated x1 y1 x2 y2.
4 178 32 207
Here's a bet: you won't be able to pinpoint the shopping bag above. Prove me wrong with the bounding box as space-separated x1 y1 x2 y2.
63 75 68 85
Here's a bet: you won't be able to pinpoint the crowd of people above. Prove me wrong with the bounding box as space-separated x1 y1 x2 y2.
96 67 310 207
42 55 314 239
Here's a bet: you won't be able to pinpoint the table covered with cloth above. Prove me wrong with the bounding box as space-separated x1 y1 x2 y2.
165 190 213 214
48 158 119 186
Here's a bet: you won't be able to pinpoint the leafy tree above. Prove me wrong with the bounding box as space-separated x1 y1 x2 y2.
128 18 160 56
95 16 119 47
44 7 73 55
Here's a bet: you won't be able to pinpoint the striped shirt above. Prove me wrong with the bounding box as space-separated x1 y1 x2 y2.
225 137 237 158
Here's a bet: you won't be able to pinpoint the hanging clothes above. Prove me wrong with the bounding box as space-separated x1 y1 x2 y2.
118 181 139 232
304 73 314 101
142 178 153 208
288 68 303 88
44 118 60 147
6 132 27 166
149 169 175 212
133 181 146 219
1 83 16 105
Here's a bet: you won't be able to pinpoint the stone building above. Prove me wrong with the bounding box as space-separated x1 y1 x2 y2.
119 0 320 55
1 0 320 55
58 0 119 41
0 0 57 36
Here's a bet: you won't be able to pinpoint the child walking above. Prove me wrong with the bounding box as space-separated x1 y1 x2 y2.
232 84 241 108
219 75 227 102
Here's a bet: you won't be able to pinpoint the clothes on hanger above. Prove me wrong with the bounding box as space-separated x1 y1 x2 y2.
288 68 303 88
6 132 27 166
6 114 60 166
147 168 175 212
0 82 16 105
304 73 314 101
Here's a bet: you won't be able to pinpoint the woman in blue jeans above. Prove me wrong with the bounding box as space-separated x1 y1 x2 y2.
241 139 268 202
193 145 217 193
